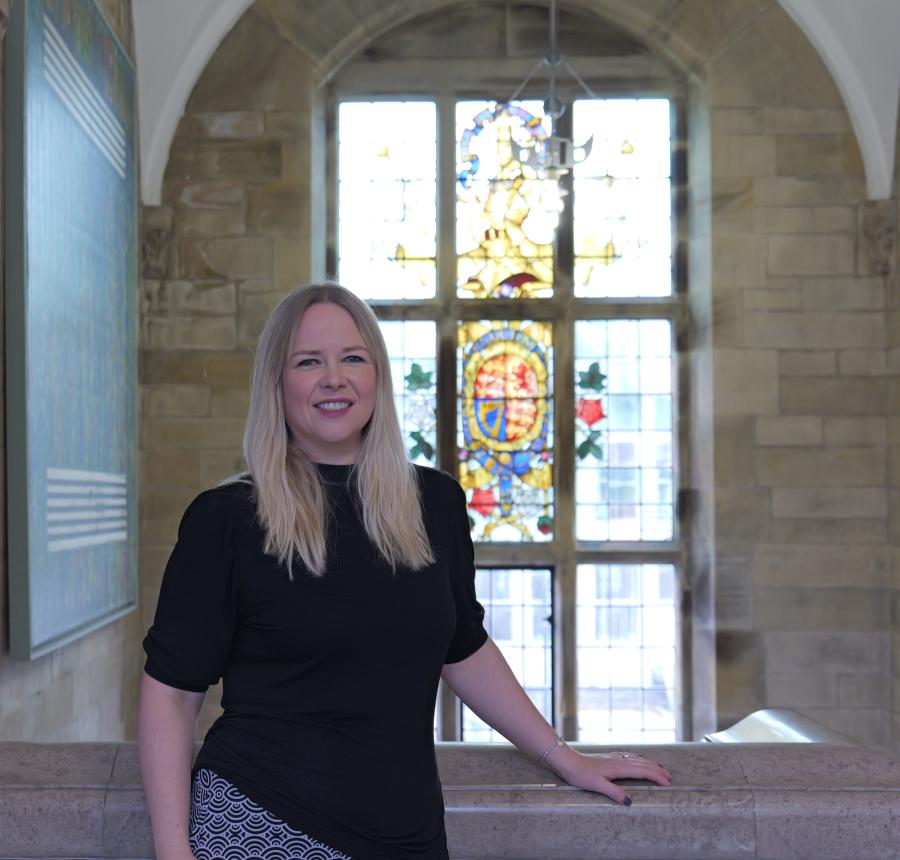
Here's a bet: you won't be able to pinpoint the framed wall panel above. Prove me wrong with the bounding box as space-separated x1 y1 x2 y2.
5 0 137 659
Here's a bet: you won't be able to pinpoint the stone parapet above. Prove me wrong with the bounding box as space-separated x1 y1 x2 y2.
0 741 898 859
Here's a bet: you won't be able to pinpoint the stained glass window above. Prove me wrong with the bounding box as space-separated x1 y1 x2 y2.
573 99 671 298
577 564 677 743
335 86 682 743
338 102 437 299
462 567 553 741
457 320 554 542
379 321 437 466
575 319 674 541
456 101 557 299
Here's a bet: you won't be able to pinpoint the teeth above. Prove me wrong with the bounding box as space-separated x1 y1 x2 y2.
317 402 351 411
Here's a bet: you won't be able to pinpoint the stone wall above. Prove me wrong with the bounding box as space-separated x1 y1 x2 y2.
699 6 894 744
137 0 898 748
0 0 141 741
4 739 900 860
140 10 315 733
891 111 900 751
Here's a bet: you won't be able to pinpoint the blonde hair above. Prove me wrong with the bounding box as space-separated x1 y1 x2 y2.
239 282 435 578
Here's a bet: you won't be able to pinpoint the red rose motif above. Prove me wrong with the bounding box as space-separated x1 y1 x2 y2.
469 488 497 517
576 398 605 427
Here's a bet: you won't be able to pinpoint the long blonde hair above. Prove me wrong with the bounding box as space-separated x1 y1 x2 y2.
239 283 435 578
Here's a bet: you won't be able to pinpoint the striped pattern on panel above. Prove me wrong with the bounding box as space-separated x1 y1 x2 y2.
41 14 127 179
46 468 128 553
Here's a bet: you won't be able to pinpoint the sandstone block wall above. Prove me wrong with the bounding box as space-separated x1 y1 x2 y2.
890 113 900 752
0 0 141 742
699 10 896 743
140 10 315 734
134 0 899 749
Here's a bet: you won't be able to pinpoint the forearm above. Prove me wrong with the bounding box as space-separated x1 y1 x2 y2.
137 672 204 860
441 637 581 779
442 638 672 805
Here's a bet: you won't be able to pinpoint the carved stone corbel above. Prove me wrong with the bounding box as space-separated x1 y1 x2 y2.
859 199 897 279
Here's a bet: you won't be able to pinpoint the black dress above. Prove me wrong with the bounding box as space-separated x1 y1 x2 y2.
143 463 488 860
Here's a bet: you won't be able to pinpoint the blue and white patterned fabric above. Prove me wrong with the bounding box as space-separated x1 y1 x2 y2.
189 768 352 860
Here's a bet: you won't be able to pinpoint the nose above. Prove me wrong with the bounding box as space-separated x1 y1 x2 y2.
321 359 347 389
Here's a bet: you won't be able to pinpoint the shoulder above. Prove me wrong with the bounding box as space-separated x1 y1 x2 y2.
190 478 256 510
412 465 467 524
179 480 256 535
413 464 463 499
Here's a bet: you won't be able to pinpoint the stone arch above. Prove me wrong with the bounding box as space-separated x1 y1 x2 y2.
309 0 695 84
780 0 900 199
136 0 255 203
138 0 896 203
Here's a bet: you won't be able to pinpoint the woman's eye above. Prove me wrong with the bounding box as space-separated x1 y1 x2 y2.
296 358 318 367
344 354 365 363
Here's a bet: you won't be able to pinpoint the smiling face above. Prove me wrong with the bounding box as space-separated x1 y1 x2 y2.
282 302 377 465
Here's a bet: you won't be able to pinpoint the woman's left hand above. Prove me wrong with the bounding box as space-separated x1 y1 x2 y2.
550 748 672 805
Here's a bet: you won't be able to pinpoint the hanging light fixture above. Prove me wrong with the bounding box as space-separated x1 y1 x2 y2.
453 0 601 298
509 0 595 175
456 0 595 190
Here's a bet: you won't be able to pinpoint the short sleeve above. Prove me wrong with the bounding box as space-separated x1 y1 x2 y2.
142 489 243 692
443 478 488 664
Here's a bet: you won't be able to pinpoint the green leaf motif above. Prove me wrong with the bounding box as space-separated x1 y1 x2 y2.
405 362 434 391
578 362 607 392
408 431 435 461
576 430 604 461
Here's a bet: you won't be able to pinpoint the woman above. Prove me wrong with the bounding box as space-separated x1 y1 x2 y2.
138 283 671 860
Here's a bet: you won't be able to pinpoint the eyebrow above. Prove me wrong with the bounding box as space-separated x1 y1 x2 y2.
289 345 371 358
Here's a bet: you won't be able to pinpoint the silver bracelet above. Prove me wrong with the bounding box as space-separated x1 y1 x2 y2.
536 735 566 765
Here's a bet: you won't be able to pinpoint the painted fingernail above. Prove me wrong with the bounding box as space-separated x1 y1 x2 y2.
623 796 633 807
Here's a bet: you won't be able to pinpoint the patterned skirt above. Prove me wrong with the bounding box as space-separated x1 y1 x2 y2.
189 767 352 860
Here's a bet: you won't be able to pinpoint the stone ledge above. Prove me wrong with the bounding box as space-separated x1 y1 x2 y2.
0 742 898 858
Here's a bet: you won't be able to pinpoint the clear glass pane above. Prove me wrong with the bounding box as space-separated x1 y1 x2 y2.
573 99 671 180
456 101 556 298
576 320 675 542
458 320 554 542
573 99 672 298
379 320 437 466
577 564 678 743
462 568 553 741
576 504 608 541
338 101 436 300
607 395 640 430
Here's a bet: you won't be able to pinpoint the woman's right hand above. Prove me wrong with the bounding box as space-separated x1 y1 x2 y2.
157 849 197 860
154 849 196 860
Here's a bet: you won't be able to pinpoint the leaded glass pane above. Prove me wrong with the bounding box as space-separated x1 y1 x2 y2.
456 101 556 299
379 320 437 466
338 102 437 300
577 564 677 743
575 320 674 541
458 320 554 542
573 99 671 298
462 568 552 741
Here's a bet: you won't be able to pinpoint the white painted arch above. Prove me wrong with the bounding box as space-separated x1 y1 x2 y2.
780 0 900 201
134 0 900 204
134 0 253 205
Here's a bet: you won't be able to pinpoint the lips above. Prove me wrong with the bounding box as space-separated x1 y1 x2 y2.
315 400 353 411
